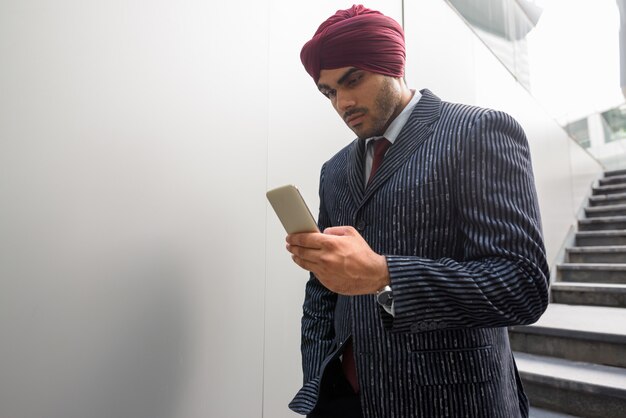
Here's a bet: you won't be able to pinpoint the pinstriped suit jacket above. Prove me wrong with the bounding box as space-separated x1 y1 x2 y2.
289 90 550 418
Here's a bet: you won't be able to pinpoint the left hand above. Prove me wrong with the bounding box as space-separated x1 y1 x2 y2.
286 226 390 295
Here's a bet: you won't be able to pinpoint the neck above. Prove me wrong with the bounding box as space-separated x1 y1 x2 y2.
387 84 413 125
398 83 413 109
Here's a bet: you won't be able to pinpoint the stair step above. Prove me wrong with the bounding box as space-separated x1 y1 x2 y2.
605 168 626 177
576 230 626 246
551 282 626 308
578 215 626 231
588 192 626 207
566 245 626 263
529 407 581 418
509 304 626 368
598 174 626 186
585 204 626 218
514 352 626 418
557 263 626 284
592 184 626 195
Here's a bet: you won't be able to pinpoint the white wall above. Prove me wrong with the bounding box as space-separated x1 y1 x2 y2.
0 1 603 418
0 1 269 417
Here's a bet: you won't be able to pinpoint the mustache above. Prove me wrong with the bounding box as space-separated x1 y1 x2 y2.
343 108 368 123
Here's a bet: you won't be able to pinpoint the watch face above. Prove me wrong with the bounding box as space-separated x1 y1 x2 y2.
377 289 393 306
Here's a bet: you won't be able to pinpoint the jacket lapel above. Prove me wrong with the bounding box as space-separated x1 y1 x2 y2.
347 137 366 205
360 89 442 204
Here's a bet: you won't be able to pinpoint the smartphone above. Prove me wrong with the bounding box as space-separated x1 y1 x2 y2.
266 185 319 234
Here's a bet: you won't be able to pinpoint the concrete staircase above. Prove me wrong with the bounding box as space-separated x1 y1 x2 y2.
510 168 626 418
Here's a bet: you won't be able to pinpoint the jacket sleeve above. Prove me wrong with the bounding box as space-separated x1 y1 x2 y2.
381 110 549 333
300 163 337 382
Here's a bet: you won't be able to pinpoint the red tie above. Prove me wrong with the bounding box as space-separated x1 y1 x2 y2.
368 138 391 185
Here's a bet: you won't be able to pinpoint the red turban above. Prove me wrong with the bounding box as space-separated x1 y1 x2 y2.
300 5 406 83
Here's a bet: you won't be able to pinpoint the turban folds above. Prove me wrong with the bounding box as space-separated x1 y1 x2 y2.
300 5 406 83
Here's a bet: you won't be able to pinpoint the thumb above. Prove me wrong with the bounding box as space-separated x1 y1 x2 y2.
323 225 358 237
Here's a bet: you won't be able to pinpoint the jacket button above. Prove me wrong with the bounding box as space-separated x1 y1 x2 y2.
355 219 366 231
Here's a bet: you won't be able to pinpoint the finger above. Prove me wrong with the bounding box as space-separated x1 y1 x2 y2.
286 243 302 257
286 232 324 249
292 255 319 272
287 243 321 263
291 254 304 268
323 225 357 237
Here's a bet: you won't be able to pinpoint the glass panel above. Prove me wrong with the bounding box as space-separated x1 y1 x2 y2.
446 0 536 89
565 118 591 149
601 104 626 143
445 0 626 170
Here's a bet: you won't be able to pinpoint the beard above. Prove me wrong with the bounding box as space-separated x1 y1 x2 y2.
349 77 402 140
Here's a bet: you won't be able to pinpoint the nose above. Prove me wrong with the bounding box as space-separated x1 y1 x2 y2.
335 89 356 112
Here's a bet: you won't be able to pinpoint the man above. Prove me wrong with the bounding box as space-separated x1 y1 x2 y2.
286 5 549 418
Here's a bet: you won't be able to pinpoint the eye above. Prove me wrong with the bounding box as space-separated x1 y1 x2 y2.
322 89 337 100
347 73 363 87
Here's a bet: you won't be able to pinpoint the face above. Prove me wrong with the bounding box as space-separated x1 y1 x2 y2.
317 67 406 140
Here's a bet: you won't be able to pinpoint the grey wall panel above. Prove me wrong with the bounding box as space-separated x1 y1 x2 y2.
0 1 269 417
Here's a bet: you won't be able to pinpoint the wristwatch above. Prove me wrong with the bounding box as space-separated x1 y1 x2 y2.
376 285 393 309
